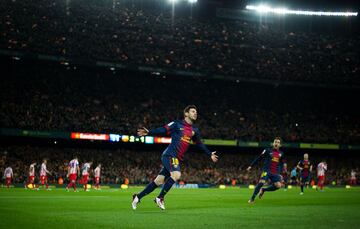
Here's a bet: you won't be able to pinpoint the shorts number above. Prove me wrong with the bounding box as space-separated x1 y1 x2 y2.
171 158 179 166
261 171 267 177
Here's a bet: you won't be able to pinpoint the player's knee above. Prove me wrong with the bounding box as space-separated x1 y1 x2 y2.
154 176 165 185
275 182 281 188
170 172 181 181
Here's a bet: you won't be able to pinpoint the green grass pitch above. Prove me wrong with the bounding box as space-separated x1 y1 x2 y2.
1 186 360 228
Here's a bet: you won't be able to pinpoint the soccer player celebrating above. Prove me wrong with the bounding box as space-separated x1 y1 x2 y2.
25 162 36 189
66 157 80 192
81 162 92 191
132 105 218 210
94 164 101 190
317 161 327 191
297 153 313 195
39 159 51 190
3 165 13 188
247 137 284 204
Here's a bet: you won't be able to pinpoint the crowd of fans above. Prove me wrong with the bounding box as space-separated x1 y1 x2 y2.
1 59 359 144
1 146 358 186
1 1 359 188
1 0 359 84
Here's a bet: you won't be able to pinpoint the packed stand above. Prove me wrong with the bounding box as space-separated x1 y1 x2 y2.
1 58 359 144
0 0 359 84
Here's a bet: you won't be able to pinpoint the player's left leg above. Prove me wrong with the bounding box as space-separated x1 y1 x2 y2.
158 171 180 199
45 177 50 190
300 177 305 194
83 176 88 191
259 175 281 199
155 171 179 210
249 171 270 203
6 178 11 188
132 170 166 210
157 157 181 202
320 176 325 191
94 177 100 189
283 177 288 191
249 180 265 203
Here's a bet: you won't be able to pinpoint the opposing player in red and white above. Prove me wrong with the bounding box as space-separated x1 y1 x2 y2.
317 161 327 191
66 157 80 192
39 159 51 190
81 162 92 191
3 166 13 188
94 164 101 190
25 162 36 189
350 169 357 186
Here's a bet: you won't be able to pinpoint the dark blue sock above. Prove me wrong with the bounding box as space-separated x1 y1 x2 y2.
158 177 175 198
263 184 279 192
251 182 264 200
137 181 158 200
301 185 304 192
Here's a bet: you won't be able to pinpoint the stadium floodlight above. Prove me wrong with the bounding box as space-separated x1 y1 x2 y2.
188 0 198 3
246 5 358 17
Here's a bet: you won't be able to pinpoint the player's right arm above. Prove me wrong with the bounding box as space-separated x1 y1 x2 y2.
137 121 176 136
247 149 266 171
297 161 303 170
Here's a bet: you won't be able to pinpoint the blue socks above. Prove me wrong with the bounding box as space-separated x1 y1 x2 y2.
137 181 158 200
158 177 175 198
251 182 264 200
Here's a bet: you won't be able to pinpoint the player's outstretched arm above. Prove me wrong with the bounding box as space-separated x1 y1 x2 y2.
138 122 175 136
248 149 266 171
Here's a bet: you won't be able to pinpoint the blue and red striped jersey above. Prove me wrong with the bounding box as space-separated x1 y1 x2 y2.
250 148 284 175
147 120 211 161
298 160 312 177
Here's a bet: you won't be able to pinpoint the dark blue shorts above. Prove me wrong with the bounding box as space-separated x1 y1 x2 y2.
158 156 181 179
301 175 310 183
260 171 281 184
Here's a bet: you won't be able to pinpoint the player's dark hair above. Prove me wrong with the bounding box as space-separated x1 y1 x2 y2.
274 136 281 142
184 105 197 115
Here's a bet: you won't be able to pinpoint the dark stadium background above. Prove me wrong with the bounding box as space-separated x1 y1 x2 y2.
1 0 359 187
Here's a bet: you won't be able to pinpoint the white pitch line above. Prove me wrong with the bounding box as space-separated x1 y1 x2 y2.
0 196 109 199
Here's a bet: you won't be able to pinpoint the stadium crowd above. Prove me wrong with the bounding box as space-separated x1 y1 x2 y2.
1 146 358 186
0 0 359 84
1 59 359 144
